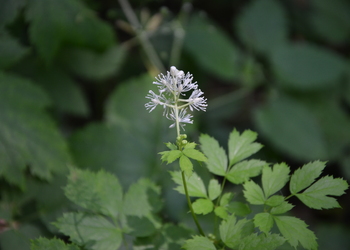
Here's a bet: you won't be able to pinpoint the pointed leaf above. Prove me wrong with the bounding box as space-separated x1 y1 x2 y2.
265 195 285 207
159 150 182 164
227 159 266 184
239 233 285 250
182 148 207 162
296 176 348 209
228 129 263 166
290 161 327 194
270 201 294 215
208 179 221 200
214 206 229 220
182 236 216 250
220 215 248 248
227 202 251 217
274 215 317 250
54 212 122 250
64 168 123 219
254 212 274 234
179 155 193 177
170 171 207 198
243 180 265 205
262 163 290 197
192 198 214 215
199 134 227 176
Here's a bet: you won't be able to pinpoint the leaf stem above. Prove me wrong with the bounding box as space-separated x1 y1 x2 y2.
181 170 205 236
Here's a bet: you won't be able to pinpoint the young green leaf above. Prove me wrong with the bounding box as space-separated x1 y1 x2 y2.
243 180 265 205
159 150 182 164
290 161 326 194
239 233 285 250
262 163 290 198
170 171 207 198
54 212 122 250
192 198 214 215
165 142 177 150
227 202 251 216
208 179 221 200
182 148 207 162
265 195 285 207
184 142 197 149
273 215 317 250
31 237 79 250
220 192 234 206
64 168 123 219
270 201 294 215
220 215 248 249
228 129 263 166
296 176 348 209
254 212 274 234
199 134 228 176
214 206 229 219
179 155 194 177
182 236 216 250
226 159 266 184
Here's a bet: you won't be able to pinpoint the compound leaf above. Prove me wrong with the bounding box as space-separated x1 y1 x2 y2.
182 148 207 162
159 150 182 164
254 212 274 234
239 233 285 250
192 198 214 215
290 161 326 194
270 201 294 215
227 159 266 184
296 176 348 209
243 180 265 205
179 155 193 177
208 179 221 200
262 163 290 197
199 134 227 176
182 236 216 250
220 215 248 249
273 215 317 250
228 129 263 166
170 171 207 198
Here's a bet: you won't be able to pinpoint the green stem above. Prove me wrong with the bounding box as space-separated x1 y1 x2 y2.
181 171 205 236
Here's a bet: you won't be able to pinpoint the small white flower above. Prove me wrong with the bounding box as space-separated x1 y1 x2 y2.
145 66 207 131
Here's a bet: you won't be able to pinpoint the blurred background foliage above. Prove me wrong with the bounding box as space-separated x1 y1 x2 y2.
0 0 350 249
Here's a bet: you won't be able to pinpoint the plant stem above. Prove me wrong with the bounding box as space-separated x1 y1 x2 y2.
181 171 205 236
118 0 166 73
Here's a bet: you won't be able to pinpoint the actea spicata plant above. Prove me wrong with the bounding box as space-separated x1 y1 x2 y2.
30 67 348 250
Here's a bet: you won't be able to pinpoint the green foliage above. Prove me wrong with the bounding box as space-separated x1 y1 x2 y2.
31 237 79 250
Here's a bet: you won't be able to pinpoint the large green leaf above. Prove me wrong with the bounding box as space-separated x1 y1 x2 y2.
271 43 346 90
26 0 115 63
236 0 287 54
0 72 71 188
184 14 241 81
69 74 170 187
254 94 328 160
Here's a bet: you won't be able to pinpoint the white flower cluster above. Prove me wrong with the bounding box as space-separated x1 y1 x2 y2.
145 66 207 131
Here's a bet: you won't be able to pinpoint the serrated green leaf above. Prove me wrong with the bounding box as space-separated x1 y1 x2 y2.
170 171 207 198
64 168 123 219
199 134 227 176
192 198 214 215
296 176 348 209
0 72 71 188
214 206 228 220
262 163 290 198
59 46 125 80
220 215 248 249
182 236 216 250
237 0 287 54
273 215 317 250
254 212 274 234
243 180 265 205
54 212 122 250
126 216 156 237
227 159 266 184
159 150 182 164
290 161 327 194
220 192 234 206
184 142 197 149
182 148 207 162
179 155 193 177
270 201 294 215
123 179 153 217
208 179 221 200
31 237 79 250
239 233 285 250
228 129 263 166
26 0 115 63
165 142 177 150
227 202 251 217
265 195 285 207
184 14 241 81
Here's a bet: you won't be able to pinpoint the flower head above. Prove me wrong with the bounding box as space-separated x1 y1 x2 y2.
145 66 207 132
